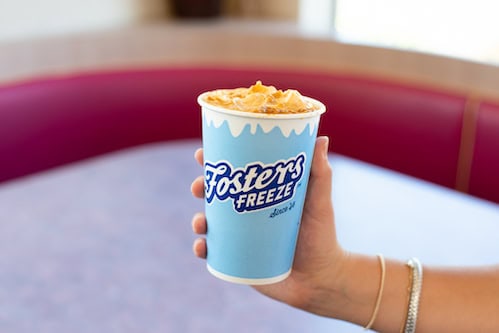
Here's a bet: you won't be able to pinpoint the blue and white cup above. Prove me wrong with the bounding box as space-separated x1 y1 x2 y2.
198 92 326 285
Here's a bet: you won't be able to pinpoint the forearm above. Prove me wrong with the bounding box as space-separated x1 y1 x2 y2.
307 252 499 332
417 266 499 332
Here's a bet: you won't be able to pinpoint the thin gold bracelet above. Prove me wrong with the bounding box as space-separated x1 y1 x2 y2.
364 254 386 330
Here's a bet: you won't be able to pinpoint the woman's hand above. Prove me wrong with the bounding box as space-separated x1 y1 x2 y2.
190 137 349 315
191 136 499 332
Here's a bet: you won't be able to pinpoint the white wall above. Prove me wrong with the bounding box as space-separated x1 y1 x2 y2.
298 0 335 37
0 0 168 42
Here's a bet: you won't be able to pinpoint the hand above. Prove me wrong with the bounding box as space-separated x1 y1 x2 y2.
190 136 348 315
192 136 499 332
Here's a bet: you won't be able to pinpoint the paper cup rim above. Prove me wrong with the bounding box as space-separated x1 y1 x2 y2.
197 92 326 120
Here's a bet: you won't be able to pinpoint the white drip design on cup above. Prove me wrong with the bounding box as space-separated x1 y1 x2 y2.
199 95 325 139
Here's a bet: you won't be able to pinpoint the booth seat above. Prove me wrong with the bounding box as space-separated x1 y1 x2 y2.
0 67 498 203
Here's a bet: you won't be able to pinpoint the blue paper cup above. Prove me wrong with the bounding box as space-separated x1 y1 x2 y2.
198 92 326 285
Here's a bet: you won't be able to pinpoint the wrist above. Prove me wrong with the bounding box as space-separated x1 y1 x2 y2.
305 251 384 325
303 249 356 317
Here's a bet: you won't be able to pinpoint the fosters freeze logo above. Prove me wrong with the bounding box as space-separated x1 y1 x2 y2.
205 153 306 213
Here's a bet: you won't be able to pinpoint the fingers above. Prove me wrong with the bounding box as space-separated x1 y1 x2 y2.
190 175 205 198
192 238 207 259
191 148 205 198
191 212 207 234
192 148 207 259
194 148 203 166
192 213 207 259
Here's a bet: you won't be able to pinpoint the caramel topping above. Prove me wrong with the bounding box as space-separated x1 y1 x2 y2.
203 81 319 114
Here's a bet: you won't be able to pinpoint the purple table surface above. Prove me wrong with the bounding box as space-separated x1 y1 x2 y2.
0 140 498 333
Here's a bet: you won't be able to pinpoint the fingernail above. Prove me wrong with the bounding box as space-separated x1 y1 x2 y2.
321 136 329 158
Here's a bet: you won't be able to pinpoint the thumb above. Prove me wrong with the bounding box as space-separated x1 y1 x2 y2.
303 136 333 221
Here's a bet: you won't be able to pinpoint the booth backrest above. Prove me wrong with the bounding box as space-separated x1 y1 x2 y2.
468 102 499 203
0 67 497 203
0 70 201 183
268 73 466 189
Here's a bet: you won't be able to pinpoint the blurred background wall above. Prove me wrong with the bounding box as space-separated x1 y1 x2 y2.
223 0 298 20
0 0 498 98
0 0 170 42
0 0 299 42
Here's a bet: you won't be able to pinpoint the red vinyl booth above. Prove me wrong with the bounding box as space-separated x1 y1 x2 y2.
469 102 499 203
0 67 498 203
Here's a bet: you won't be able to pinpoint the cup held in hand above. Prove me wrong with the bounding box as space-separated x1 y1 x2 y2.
198 82 326 285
